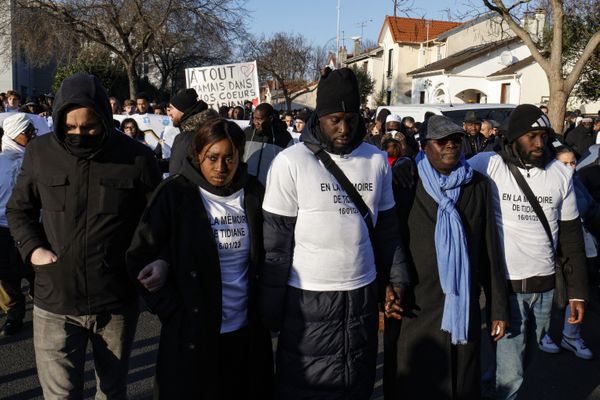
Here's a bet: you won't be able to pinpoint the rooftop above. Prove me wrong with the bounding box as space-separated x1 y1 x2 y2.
487 55 536 77
407 36 520 76
380 16 462 44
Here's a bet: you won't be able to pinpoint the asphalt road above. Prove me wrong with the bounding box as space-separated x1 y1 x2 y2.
1 292 600 400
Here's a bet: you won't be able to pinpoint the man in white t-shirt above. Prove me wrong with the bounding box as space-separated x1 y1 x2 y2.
260 67 410 400
468 104 588 400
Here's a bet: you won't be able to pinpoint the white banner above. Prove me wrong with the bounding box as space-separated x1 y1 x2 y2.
113 114 178 158
185 61 260 110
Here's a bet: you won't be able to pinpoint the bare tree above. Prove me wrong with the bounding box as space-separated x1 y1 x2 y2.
482 0 600 131
392 0 414 18
13 0 245 98
148 5 237 96
248 33 316 111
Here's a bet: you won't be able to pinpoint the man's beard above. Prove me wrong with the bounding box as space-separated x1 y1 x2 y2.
516 142 545 168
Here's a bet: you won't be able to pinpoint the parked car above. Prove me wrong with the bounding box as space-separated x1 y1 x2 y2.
375 103 517 125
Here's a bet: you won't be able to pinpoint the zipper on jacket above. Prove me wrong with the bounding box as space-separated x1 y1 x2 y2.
83 159 91 314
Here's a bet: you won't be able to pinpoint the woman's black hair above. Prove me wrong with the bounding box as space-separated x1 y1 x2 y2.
555 145 575 156
191 118 246 168
121 118 144 140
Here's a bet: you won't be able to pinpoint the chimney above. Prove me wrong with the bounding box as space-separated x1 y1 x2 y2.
339 46 348 64
352 36 361 58
521 10 545 43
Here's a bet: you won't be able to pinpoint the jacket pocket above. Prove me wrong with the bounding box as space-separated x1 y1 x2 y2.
38 175 68 211
32 259 59 303
99 178 135 214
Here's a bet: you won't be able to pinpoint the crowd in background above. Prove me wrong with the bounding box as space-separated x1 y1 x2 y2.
1 72 600 400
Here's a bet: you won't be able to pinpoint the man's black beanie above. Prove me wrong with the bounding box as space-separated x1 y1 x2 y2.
505 103 553 143
316 68 360 117
170 88 200 113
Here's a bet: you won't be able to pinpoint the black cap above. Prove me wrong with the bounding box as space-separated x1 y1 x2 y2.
420 115 465 141
505 104 553 143
170 88 199 113
316 68 360 117
464 110 481 123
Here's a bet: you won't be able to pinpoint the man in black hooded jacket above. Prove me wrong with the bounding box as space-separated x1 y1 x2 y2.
6 73 161 399
260 68 410 399
167 88 209 174
243 102 293 185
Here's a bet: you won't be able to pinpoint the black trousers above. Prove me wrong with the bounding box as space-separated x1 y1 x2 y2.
0 226 31 321
218 325 251 400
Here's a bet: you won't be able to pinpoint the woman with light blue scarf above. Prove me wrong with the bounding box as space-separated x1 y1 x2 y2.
383 115 509 400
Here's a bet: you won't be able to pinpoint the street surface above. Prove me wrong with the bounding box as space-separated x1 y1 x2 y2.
2 292 600 399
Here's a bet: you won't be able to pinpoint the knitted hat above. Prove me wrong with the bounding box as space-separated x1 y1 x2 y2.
505 104 553 143
170 88 199 113
3 113 32 139
316 68 360 117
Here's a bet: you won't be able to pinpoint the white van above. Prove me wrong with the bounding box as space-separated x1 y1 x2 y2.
375 103 517 125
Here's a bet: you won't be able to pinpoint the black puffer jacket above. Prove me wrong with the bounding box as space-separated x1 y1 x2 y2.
6 73 162 315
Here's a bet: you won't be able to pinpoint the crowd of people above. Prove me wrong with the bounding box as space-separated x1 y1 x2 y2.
0 68 599 400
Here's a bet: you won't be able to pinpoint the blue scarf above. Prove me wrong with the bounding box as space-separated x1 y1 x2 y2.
416 151 473 344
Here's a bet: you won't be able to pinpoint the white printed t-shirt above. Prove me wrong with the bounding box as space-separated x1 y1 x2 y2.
468 152 579 280
262 142 396 291
200 187 250 333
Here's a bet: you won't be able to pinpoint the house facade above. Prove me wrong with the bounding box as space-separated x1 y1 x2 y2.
408 37 537 104
406 11 599 114
377 16 462 106
0 0 54 97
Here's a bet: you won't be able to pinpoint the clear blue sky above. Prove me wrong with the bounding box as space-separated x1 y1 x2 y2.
244 0 477 48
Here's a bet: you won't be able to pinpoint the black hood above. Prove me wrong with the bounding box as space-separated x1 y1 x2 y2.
299 111 366 155
180 156 249 197
52 73 113 146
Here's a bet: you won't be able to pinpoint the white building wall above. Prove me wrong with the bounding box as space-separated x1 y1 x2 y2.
455 43 530 76
287 88 317 110
0 0 54 96
444 16 511 56
0 0 14 93
518 63 549 105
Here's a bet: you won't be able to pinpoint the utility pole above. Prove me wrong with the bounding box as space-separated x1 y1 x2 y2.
336 0 341 68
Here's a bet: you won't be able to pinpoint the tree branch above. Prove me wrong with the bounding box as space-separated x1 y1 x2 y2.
484 0 551 72
565 30 600 92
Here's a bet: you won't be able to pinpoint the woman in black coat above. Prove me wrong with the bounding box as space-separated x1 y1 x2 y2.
126 118 274 399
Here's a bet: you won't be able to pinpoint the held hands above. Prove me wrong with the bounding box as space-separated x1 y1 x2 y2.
568 300 585 324
384 284 404 319
30 247 58 266
490 320 507 342
137 259 169 292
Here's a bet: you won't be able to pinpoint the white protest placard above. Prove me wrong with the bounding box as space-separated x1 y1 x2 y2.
113 114 178 157
185 61 260 110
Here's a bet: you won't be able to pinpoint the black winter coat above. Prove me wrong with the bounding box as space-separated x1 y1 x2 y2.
6 73 161 316
386 172 508 400
126 159 274 399
566 125 595 158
